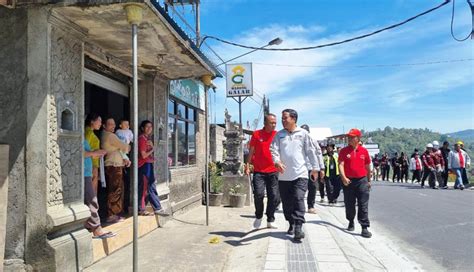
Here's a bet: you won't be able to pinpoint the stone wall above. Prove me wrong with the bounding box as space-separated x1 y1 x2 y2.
152 75 169 185
0 6 28 266
210 124 226 162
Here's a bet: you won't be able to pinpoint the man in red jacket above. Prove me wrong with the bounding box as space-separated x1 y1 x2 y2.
245 114 280 229
421 143 438 189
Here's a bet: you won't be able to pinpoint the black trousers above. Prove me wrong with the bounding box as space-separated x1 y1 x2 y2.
421 169 437 187
307 171 317 208
441 168 449 187
279 178 308 225
400 168 409 183
343 177 370 227
252 172 280 222
382 165 390 181
461 168 469 185
392 166 401 182
318 176 326 199
412 170 421 183
326 175 342 202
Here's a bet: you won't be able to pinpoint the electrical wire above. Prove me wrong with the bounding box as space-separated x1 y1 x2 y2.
450 0 474 41
251 58 473 69
201 1 452 51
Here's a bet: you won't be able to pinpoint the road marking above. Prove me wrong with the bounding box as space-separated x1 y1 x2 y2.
418 193 427 196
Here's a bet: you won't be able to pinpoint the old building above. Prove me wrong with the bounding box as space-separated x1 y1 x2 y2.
0 0 219 270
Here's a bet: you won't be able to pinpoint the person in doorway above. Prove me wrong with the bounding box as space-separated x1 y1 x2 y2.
271 109 320 241
101 117 131 223
245 114 280 229
448 143 471 190
381 153 390 181
399 152 409 183
391 152 400 182
138 120 164 215
410 153 423 183
432 141 445 189
440 141 450 189
83 140 116 239
338 128 372 238
85 113 102 194
324 144 341 204
116 119 133 215
300 124 325 213
421 143 438 189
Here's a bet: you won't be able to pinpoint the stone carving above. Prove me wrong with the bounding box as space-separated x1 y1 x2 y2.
47 27 83 207
222 109 244 175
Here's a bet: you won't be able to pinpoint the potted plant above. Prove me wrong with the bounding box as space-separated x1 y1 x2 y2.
229 184 246 208
208 162 223 206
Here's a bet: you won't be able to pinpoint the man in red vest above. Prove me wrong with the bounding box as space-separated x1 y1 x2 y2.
245 114 280 229
338 128 372 238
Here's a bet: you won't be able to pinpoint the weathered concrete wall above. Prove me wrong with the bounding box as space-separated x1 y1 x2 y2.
152 74 169 185
0 6 28 267
50 24 84 205
0 145 10 271
210 124 226 162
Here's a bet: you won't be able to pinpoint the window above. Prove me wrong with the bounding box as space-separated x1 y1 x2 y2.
168 98 197 167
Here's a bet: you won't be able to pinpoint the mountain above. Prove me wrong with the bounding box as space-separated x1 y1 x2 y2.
446 129 474 142
364 127 473 158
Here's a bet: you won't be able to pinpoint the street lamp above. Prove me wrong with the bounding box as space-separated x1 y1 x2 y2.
215 37 283 66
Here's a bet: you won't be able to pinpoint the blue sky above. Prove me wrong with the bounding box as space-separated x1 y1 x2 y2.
172 0 473 134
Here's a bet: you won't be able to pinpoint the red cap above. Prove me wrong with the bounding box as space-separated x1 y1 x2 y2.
347 128 362 137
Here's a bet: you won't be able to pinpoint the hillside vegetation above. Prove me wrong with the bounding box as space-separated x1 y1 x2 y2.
364 127 474 159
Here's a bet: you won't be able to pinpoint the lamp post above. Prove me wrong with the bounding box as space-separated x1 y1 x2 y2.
216 37 282 67
124 4 143 272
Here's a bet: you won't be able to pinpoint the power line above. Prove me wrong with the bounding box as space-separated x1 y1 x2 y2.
251 58 473 69
450 0 474 41
201 1 452 51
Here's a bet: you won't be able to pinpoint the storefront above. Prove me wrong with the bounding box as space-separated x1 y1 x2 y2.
0 1 219 271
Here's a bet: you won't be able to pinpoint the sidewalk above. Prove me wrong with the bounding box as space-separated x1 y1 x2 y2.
86 199 422 272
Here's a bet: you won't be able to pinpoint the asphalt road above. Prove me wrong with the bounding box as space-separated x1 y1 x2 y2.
368 181 474 271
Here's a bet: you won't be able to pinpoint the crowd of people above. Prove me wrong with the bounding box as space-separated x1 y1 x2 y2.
83 114 164 239
245 110 373 241
372 140 471 189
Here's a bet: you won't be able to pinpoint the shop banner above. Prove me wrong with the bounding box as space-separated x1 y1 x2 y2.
169 79 204 110
226 63 253 97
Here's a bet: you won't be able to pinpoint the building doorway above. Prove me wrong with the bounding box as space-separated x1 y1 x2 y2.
84 68 131 219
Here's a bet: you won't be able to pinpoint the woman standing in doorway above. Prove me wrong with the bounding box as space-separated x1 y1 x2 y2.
101 117 130 223
85 113 102 194
138 120 163 215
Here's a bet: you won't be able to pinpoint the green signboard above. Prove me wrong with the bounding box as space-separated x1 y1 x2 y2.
169 79 205 110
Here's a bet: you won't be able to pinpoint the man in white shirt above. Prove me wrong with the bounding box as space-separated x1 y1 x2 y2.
271 109 320 241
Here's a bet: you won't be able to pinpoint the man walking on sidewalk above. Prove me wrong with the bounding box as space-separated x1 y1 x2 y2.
245 114 280 229
324 144 341 204
271 109 320 241
300 124 325 214
448 143 471 190
338 128 373 238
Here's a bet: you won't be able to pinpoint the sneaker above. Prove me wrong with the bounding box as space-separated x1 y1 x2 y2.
253 218 262 229
294 225 305 240
287 224 294 235
267 221 278 229
307 208 317 214
347 221 355 231
442 186 449 189
433 186 439 189
320 197 325 203
154 209 168 216
421 185 425 188
460 185 465 191
361 227 372 238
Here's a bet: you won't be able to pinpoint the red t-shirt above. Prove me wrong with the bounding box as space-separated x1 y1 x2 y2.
249 129 277 173
338 145 371 178
138 134 154 168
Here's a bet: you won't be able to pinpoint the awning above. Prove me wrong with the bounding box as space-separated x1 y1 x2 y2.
36 0 222 79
